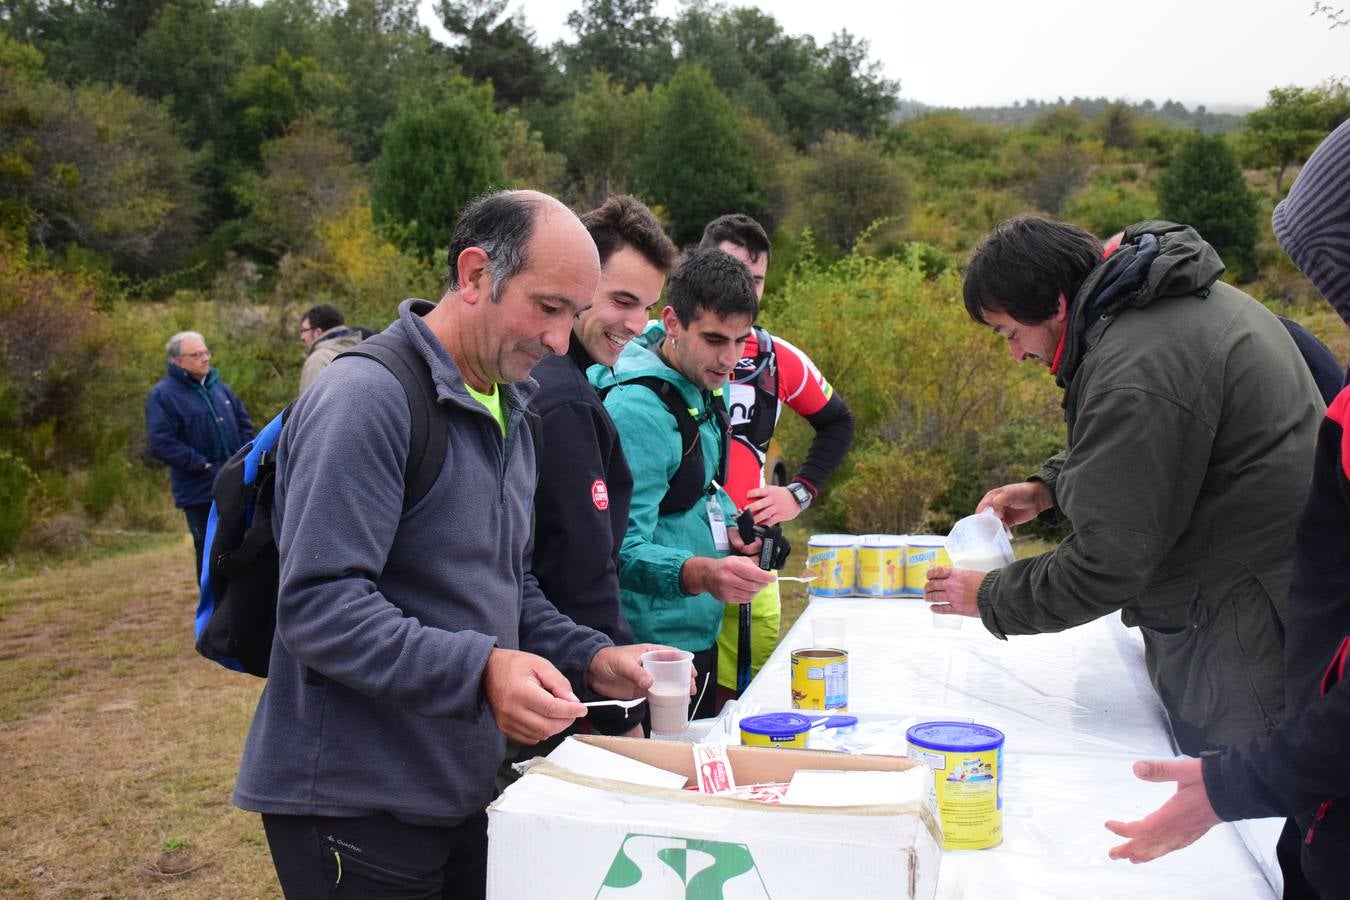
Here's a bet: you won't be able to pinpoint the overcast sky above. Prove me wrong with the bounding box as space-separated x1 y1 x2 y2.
422 0 1349 111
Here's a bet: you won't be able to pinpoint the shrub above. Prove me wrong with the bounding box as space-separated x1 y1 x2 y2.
1157 133 1260 279
0 451 34 554
828 440 953 535
81 454 130 521
764 239 1062 534
371 77 507 261
1062 171 1159 237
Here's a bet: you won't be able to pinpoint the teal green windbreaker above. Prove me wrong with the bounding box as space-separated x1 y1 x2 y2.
589 321 739 651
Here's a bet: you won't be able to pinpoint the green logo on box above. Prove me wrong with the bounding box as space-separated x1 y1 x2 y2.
595 833 770 898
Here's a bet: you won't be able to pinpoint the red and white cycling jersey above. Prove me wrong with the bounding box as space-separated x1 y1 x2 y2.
724 330 834 507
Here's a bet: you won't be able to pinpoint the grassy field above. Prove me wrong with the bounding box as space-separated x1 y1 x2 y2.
0 534 276 898
0 519 1048 897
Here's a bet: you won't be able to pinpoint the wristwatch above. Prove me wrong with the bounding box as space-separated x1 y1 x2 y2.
786 481 813 511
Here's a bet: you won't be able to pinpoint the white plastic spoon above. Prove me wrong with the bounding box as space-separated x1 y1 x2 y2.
581 697 647 710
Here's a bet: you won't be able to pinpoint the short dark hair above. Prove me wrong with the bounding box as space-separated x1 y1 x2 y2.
962 215 1103 325
582 194 677 273
666 249 758 327
445 191 538 302
302 303 344 331
698 213 771 263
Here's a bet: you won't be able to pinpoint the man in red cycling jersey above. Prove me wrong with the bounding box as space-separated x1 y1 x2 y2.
698 214 855 703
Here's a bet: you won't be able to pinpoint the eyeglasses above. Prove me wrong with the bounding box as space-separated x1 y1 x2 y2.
179 350 211 360
299 325 319 337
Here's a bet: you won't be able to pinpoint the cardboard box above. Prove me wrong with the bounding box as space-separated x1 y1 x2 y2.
487 735 941 899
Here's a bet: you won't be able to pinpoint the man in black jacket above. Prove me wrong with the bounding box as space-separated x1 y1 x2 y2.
509 195 676 765
1105 120 1350 899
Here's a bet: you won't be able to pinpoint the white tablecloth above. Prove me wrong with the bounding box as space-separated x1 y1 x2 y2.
734 598 1280 899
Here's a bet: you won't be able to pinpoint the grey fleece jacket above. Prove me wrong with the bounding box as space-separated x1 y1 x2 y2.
234 299 611 826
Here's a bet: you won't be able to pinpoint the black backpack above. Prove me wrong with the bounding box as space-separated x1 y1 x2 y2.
193 332 446 676
603 376 728 515
729 327 781 451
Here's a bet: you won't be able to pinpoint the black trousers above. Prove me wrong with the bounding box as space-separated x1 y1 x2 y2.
182 501 213 584
1277 817 1319 900
689 643 719 721
261 811 488 899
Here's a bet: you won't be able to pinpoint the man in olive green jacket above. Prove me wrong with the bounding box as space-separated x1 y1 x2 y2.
925 217 1323 755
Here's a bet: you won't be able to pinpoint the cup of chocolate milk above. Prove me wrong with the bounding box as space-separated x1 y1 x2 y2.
641 649 694 739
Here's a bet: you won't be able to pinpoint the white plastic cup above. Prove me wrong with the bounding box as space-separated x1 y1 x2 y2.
931 606 964 630
813 615 847 649
642 649 694 738
933 547 1005 631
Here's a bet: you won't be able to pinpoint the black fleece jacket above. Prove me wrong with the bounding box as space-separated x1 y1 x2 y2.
1203 388 1350 897
530 335 636 654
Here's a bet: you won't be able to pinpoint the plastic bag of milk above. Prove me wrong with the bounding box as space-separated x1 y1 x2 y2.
945 507 1015 573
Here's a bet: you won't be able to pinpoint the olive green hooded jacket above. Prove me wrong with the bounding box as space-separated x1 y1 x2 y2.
976 221 1323 753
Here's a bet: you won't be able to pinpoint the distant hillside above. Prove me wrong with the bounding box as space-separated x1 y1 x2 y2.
895 97 1248 133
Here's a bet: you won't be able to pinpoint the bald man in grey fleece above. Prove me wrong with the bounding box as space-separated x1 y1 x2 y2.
233 191 668 898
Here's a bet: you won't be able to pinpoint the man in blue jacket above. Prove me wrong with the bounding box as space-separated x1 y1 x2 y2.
145 331 252 581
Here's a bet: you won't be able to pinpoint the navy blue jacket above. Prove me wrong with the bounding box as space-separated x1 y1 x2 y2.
146 364 253 507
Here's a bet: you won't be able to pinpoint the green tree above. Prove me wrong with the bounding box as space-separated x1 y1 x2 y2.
126 0 246 149
1241 82 1350 193
218 50 320 170
1157 133 1259 279
436 0 562 109
739 114 795 232
234 121 363 258
2 0 165 87
497 107 564 192
0 65 202 271
560 0 674 89
1095 101 1141 150
673 4 897 148
1062 168 1158 237
1018 139 1092 215
1031 106 1086 139
796 132 908 252
633 64 764 245
233 0 323 67
370 77 505 260
781 30 897 143
561 71 651 207
311 0 446 162
672 2 789 126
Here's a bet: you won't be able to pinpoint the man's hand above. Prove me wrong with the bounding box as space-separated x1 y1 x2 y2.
976 480 1053 527
681 555 775 604
727 521 763 558
745 485 801 526
585 644 656 700
1105 758 1222 863
482 648 587 745
923 566 986 618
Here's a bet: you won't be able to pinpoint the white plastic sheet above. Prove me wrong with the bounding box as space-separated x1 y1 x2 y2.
737 598 1280 899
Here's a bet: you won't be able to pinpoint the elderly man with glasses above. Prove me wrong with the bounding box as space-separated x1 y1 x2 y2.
146 330 253 581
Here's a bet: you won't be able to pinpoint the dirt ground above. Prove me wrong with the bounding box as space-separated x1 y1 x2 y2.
0 521 1040 897
0 535 277 898
0 530 814 899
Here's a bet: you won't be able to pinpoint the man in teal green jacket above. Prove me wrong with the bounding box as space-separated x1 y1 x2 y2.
591 248 775 717
925 217 1322 755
